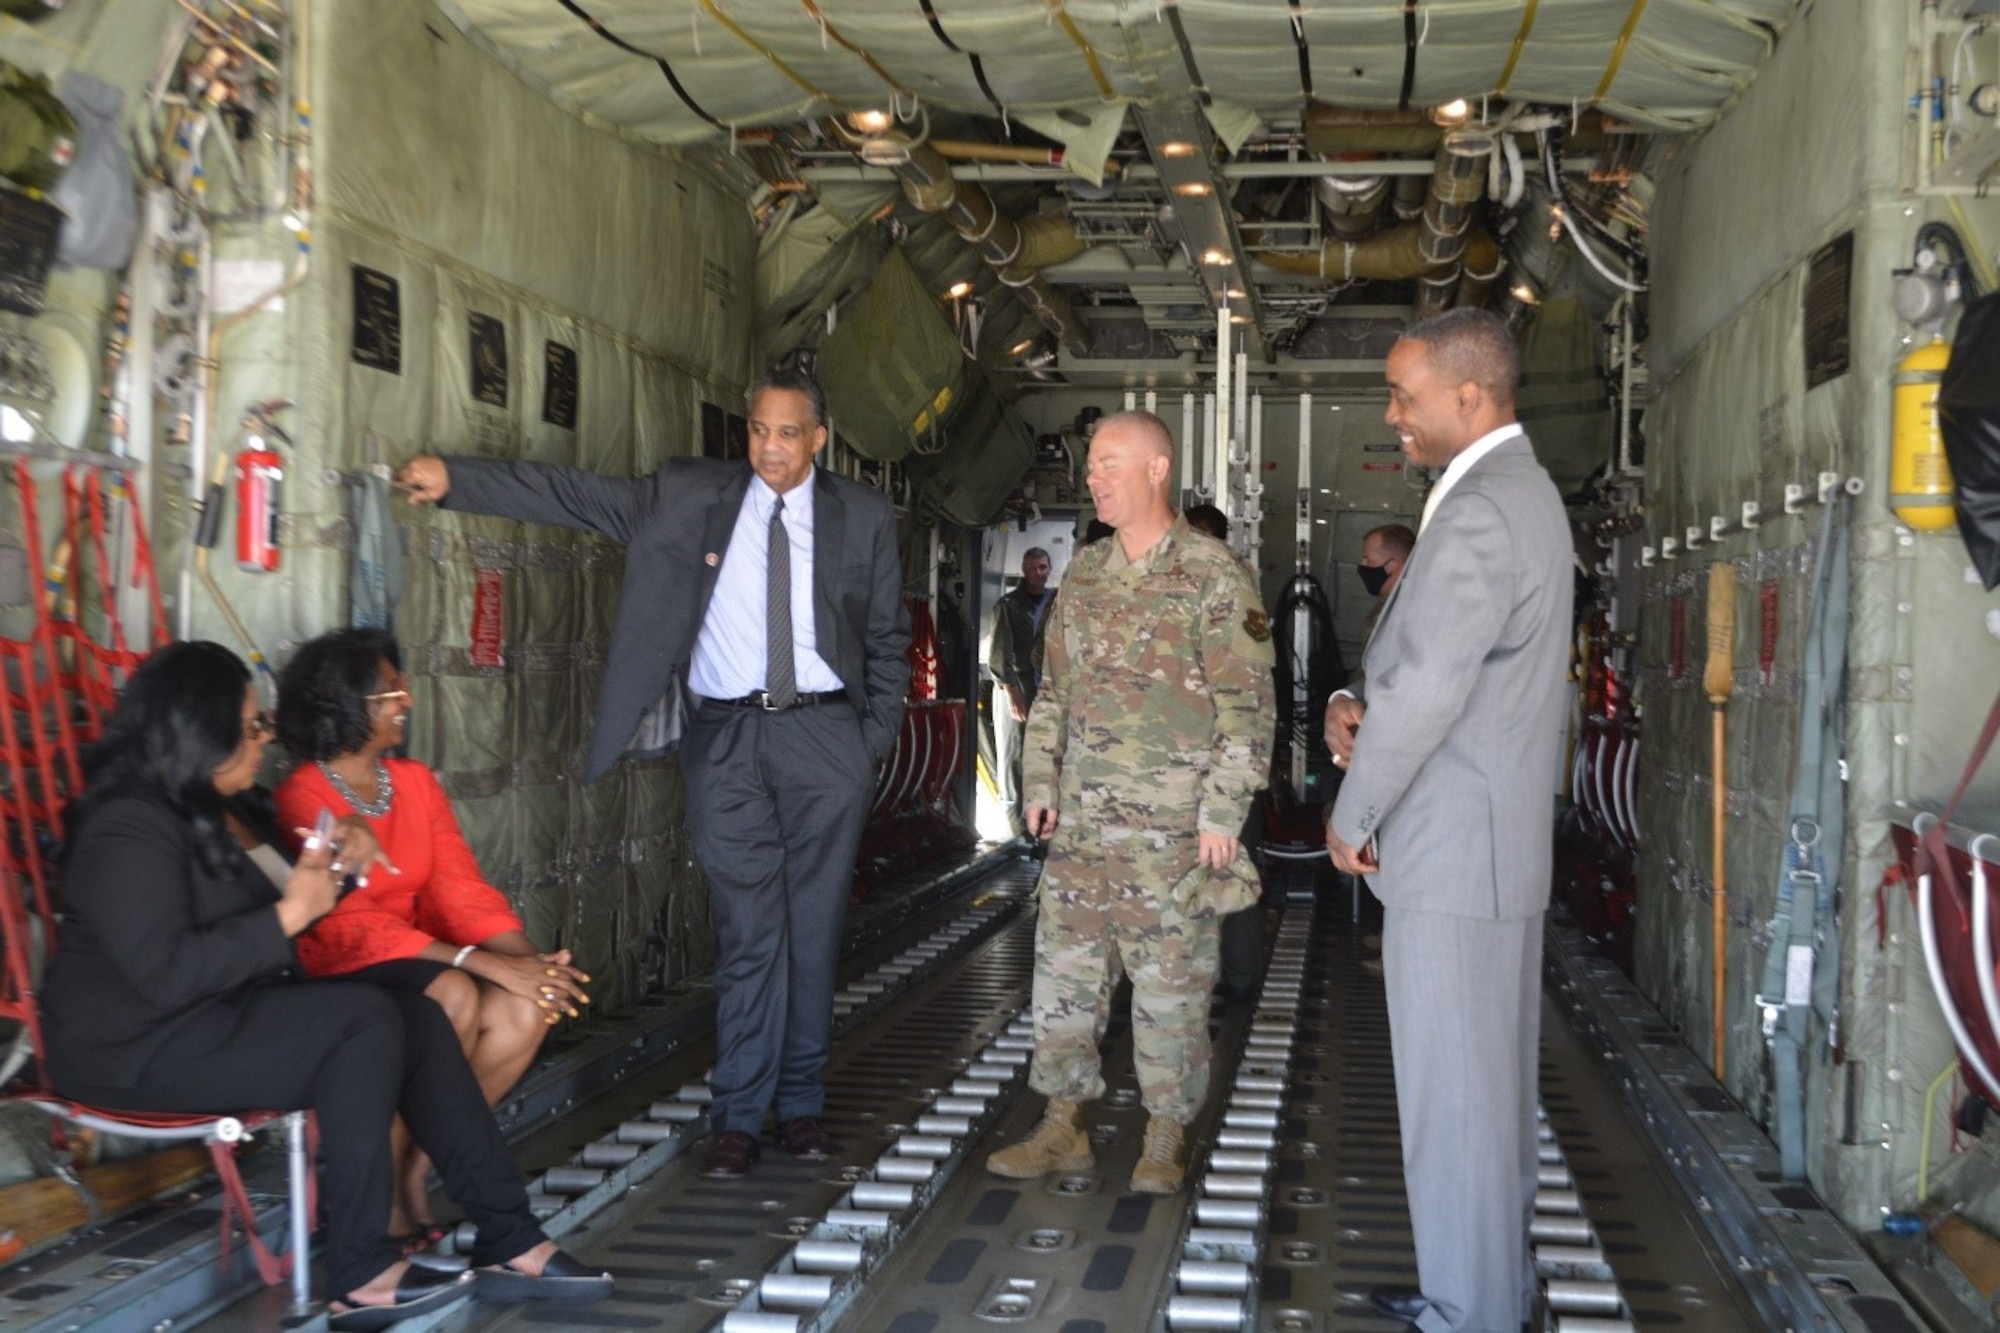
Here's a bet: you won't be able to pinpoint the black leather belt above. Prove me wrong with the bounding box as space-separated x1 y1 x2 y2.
710 690 848 711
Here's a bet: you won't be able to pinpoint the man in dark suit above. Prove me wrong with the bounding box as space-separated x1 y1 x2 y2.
396 368 910 1179
1324 310 1572 1333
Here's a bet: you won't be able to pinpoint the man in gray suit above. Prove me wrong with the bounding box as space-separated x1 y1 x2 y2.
1325 309 1573 1333
395 368 910 1180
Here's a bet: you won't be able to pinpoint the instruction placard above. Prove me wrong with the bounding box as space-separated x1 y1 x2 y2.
351 266 402 373
542 341 578 429
469 312 509 408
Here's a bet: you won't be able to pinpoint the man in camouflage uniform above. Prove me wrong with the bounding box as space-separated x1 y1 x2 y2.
986 410 1275 1194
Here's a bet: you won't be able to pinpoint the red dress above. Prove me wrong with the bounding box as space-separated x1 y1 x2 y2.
275 758 525 978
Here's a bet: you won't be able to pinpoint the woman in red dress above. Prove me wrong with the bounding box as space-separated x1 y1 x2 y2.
276 628 589 1239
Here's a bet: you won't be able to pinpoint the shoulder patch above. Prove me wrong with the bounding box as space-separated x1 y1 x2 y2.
1243 609 1271 642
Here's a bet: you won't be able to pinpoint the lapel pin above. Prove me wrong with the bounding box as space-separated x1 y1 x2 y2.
705 553 720 567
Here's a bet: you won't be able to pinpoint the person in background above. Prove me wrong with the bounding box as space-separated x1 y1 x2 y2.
987 411 1275 1195
38 642 611 1330
987 547 1055 838
1354 522 1415 662
274 628 589 1243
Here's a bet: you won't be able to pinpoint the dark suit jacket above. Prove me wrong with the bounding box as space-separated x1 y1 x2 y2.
443 457 912 783
40 789 299 1092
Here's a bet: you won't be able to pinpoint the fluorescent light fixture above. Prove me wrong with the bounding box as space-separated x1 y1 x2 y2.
1200 248 1230 265
1172 181 1211 197
1160 141 1198 158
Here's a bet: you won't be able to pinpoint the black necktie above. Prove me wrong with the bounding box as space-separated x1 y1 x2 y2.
766 497 796 708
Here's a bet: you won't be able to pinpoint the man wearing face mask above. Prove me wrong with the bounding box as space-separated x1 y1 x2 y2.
1356 523 1415 642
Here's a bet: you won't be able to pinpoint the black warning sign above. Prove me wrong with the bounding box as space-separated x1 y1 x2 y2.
542 340 578 429
469 312 509 408
351 266 402 373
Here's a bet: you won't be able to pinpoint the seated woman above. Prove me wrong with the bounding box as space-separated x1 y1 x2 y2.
37 642 611 1330
274 628 587 1238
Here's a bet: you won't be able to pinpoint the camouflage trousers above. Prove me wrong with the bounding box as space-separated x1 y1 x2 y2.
1028 844 1220 1122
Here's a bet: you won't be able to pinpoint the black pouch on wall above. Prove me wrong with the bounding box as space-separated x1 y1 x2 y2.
1937 290 2000 590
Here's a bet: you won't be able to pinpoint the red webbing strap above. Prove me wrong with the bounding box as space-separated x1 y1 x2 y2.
52 469 109 736
0 862 44 1058
207 1138 289 1287
1915 687 2000 936
109 471 167 649
0 685 52 923
81 470 130 659
13 461 81 794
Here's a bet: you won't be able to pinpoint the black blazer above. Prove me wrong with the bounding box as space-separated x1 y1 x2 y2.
40 789 297 1092
443 456 912 783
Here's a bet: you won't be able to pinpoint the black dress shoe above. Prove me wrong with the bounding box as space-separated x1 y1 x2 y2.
328 1264 473 1331
699 1129 760 1178
776 1115 831 1160
1369 1286 1431 1321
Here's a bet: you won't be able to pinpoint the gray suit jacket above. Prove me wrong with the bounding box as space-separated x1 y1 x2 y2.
442 456 911 783
1328 433 1572 920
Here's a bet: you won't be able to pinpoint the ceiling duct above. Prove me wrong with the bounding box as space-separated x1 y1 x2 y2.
873 130 1094 358
1314 173 1391 241
1254 225 1500 288
1414 131 1493 318
1304 106 1444 155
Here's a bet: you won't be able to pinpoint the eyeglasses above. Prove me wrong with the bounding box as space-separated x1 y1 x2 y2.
245 712 276 741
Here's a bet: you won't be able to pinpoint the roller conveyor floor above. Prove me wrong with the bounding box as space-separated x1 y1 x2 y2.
7 851 1897 1333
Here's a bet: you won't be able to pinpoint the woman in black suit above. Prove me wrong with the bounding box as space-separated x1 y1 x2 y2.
37 642 609 1330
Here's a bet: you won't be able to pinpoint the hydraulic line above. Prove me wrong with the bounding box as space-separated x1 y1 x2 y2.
1047 0 1115 100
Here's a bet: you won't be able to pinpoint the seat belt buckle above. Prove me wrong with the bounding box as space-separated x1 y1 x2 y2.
1755 994 1781 1038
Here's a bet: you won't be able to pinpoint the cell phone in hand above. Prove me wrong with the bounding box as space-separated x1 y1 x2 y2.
307 807 336 853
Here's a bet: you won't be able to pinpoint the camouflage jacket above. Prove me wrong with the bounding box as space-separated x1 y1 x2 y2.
1022 516 1276 839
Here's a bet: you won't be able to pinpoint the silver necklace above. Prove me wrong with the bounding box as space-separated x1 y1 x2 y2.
320 758 393 819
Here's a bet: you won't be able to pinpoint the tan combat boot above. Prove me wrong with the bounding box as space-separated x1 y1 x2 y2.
986 1098 1094 1178
1128 1114 1187 1194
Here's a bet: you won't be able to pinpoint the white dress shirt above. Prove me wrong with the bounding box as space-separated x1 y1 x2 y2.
1418 423 1523 534
687 472 845 699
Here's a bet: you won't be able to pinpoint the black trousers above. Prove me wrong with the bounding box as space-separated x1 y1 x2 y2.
59 981 544 1297
681 700 875 1136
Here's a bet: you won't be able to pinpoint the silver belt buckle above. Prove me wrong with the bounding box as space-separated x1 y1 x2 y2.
759 691 783 711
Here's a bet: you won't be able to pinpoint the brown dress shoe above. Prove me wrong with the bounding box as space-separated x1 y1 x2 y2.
699 1130 760 1178
776 1116 831 1160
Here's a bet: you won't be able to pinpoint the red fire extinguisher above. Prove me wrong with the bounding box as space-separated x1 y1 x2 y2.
233 403 291 572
